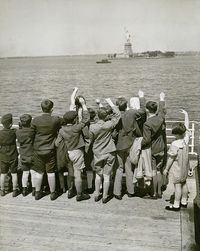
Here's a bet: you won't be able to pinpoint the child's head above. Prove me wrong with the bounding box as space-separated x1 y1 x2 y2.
146 101 158 114
116 97 127 111
1 113 13 129
41 99 54 113
97 107 108 121
172 123 186 139
75 95 86 108
63 111 78 125
20 114 32 128
88 108 96 121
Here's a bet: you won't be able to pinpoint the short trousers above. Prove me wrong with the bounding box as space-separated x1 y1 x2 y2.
93 152 116 176
19 156 34 171
32 150 56 174
68 149 85 172
0 158 18 174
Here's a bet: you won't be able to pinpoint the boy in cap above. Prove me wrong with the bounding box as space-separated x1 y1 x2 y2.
16 114 36 196
89 98 121 203
31 99 62 200
0 113 19 197
55 97 90 201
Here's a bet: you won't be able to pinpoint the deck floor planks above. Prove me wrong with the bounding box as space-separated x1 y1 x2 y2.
0 190 184 251
1 176 197 251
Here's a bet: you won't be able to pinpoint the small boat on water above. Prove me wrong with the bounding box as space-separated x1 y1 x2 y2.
96 59 112 64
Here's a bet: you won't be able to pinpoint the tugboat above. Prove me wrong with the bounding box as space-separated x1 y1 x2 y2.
96 59 112 64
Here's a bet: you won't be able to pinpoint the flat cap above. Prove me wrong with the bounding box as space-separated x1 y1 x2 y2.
1 113 13 125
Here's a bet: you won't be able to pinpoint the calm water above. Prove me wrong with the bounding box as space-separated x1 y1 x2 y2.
0 55 199 121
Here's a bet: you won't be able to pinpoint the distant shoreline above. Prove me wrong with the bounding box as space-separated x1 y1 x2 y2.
0 51 200 60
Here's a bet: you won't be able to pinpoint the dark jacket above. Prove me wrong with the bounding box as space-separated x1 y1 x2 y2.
16 127 34 164
31 113 61 153
0 128 18 161
141 101 166 155
56 111 89 151
116 97 146 151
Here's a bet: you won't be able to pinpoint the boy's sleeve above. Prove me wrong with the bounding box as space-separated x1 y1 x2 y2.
104 106 121 130
139 97 146 109
73 111 90 132
141 123 152 148
89 126 95 143
158 101 166 118
55 130 64 147
30 119 36 136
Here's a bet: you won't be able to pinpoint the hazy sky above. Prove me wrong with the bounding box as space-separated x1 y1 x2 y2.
0 0 200 57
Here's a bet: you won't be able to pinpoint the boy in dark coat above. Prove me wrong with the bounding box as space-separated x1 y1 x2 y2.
113 91 145 200
141 92 166 199
55 97 90 201
0 114 19 197
31 99 62 200
16 114 36 196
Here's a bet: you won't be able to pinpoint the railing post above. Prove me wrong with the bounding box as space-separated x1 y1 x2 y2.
194 123 200 249
191 122 195 154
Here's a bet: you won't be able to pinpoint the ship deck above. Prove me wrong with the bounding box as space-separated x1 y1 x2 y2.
0 177 197 251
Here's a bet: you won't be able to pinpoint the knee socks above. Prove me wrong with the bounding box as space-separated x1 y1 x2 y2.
0 174 6 190
47 173 56 193
35 172 44 192
30 170 36 189
95 174 102 196
11 173 18 191
22 171 29 188
103 174 110 199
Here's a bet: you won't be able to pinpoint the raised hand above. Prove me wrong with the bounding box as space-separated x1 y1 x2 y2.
163 169 168 176
179 109 188 115
160 92 165 101
105 98 114 107
96 99 101 104
138 90 144 98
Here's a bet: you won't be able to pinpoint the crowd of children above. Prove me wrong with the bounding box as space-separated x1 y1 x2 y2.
0 88 192 210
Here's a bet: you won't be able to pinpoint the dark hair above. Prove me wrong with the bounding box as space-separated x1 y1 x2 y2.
97 107 108 121
172 123 186 135
41 99 54 113
75 95 86 108
88 108 96 121
146 101 158 114
105 105 113 115
63 111 78 124
20 114 32 127
116 97 127 111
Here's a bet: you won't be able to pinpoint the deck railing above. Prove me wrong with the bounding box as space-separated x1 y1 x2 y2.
194 123 200 248
165 120 199 156
0 118 199 155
